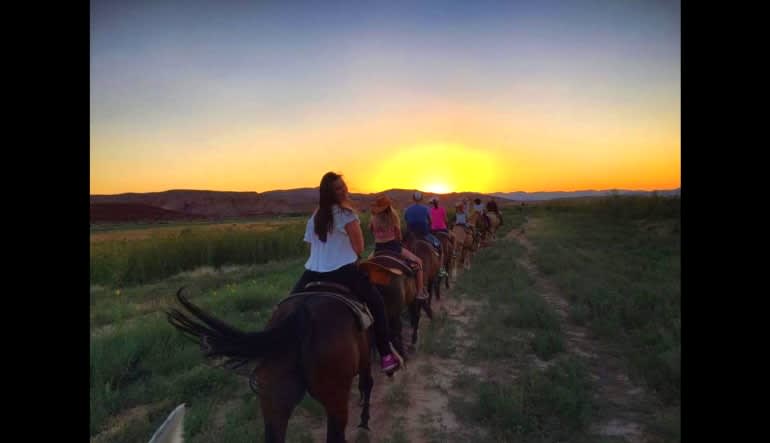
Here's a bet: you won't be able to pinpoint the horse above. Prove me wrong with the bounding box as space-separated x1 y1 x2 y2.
402 231 442 337
359 253 420 356
485 211 502 241
166 287 374 443
469 211 489 249
450 223 475 282
432 230 455 294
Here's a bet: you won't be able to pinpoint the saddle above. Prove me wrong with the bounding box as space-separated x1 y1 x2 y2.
434 231 454 244
419 239 442 257
359 251 417 286
279 281 373 330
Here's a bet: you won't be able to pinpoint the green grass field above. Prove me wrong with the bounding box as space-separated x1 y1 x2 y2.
527 196 680 404
90 197 680 442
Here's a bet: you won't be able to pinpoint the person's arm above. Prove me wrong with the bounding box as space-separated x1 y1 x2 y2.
345 219 365 256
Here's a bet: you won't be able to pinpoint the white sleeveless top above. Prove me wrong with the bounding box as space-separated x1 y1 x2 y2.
303 205 360 272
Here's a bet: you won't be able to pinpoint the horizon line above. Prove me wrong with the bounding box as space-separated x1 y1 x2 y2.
91 186 682 197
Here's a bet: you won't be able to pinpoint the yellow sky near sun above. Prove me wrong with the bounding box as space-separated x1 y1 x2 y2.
90 99 680 194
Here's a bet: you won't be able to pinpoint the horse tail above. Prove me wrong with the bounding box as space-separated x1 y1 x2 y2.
166 288 306 370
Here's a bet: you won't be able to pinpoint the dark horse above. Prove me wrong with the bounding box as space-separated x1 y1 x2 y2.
402 232 441 339
359 253 420 356
167 287 373 443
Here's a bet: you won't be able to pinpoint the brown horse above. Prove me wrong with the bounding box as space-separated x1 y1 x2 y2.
402 232 441 335
450 223 475 282
469 211 489 249
167 287 373 443
359 254 420 356
485 211 502 240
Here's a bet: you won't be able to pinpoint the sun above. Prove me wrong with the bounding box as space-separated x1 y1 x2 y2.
424 183 451 194
366 142 499 193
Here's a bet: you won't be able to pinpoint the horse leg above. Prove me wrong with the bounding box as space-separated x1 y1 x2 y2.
444 252 451 289
390 309 405 359
260 378 305 443
314 380 353 443
450 243 460 283
409 300 421 347
421 275 434 319
357 366 374 430
435 253 442 301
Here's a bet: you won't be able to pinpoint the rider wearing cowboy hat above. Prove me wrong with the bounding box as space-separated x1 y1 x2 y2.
369 195 429 300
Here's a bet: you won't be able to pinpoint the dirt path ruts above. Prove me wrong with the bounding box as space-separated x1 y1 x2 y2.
509 217 658 443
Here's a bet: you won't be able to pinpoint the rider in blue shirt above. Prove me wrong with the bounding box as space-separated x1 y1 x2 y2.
404 191 441 251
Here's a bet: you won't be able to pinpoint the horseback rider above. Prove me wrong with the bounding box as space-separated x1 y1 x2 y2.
404 191 442 253
428 197 450 278
472 198 485 215
369 195 429 300
485 198 503 225
291 172 402 374
454 200 468 227
428 197 448 234
473 197 491 229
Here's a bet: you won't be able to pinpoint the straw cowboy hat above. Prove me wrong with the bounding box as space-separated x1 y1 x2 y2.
371 196 394 214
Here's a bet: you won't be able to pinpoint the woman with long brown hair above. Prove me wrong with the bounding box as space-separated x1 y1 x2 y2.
291 172 402 374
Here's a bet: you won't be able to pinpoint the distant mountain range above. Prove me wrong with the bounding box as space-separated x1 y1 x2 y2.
90 187 680 223
90 188 495 223
491 188 680 202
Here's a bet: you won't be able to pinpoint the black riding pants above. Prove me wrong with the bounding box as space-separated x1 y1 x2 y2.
292 263 391 357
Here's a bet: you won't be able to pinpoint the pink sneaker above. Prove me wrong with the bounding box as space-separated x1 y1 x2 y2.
381 354 400 373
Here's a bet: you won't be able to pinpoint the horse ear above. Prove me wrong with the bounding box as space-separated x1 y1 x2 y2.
149 404 186 443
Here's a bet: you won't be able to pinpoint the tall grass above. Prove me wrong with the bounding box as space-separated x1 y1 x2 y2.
91 222 308 287
91 213 383 288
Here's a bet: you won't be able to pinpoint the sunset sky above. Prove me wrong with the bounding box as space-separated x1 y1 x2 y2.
90 0 680 195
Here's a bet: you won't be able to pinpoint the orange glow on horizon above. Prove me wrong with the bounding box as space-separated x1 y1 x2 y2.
90 101 680 195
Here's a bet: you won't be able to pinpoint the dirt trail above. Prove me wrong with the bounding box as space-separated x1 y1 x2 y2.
509 217 659 443
307 287 484 443
311 227 514 442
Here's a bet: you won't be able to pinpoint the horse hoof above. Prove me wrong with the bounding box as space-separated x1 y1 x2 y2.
358 423 370 431
422 303 434 319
